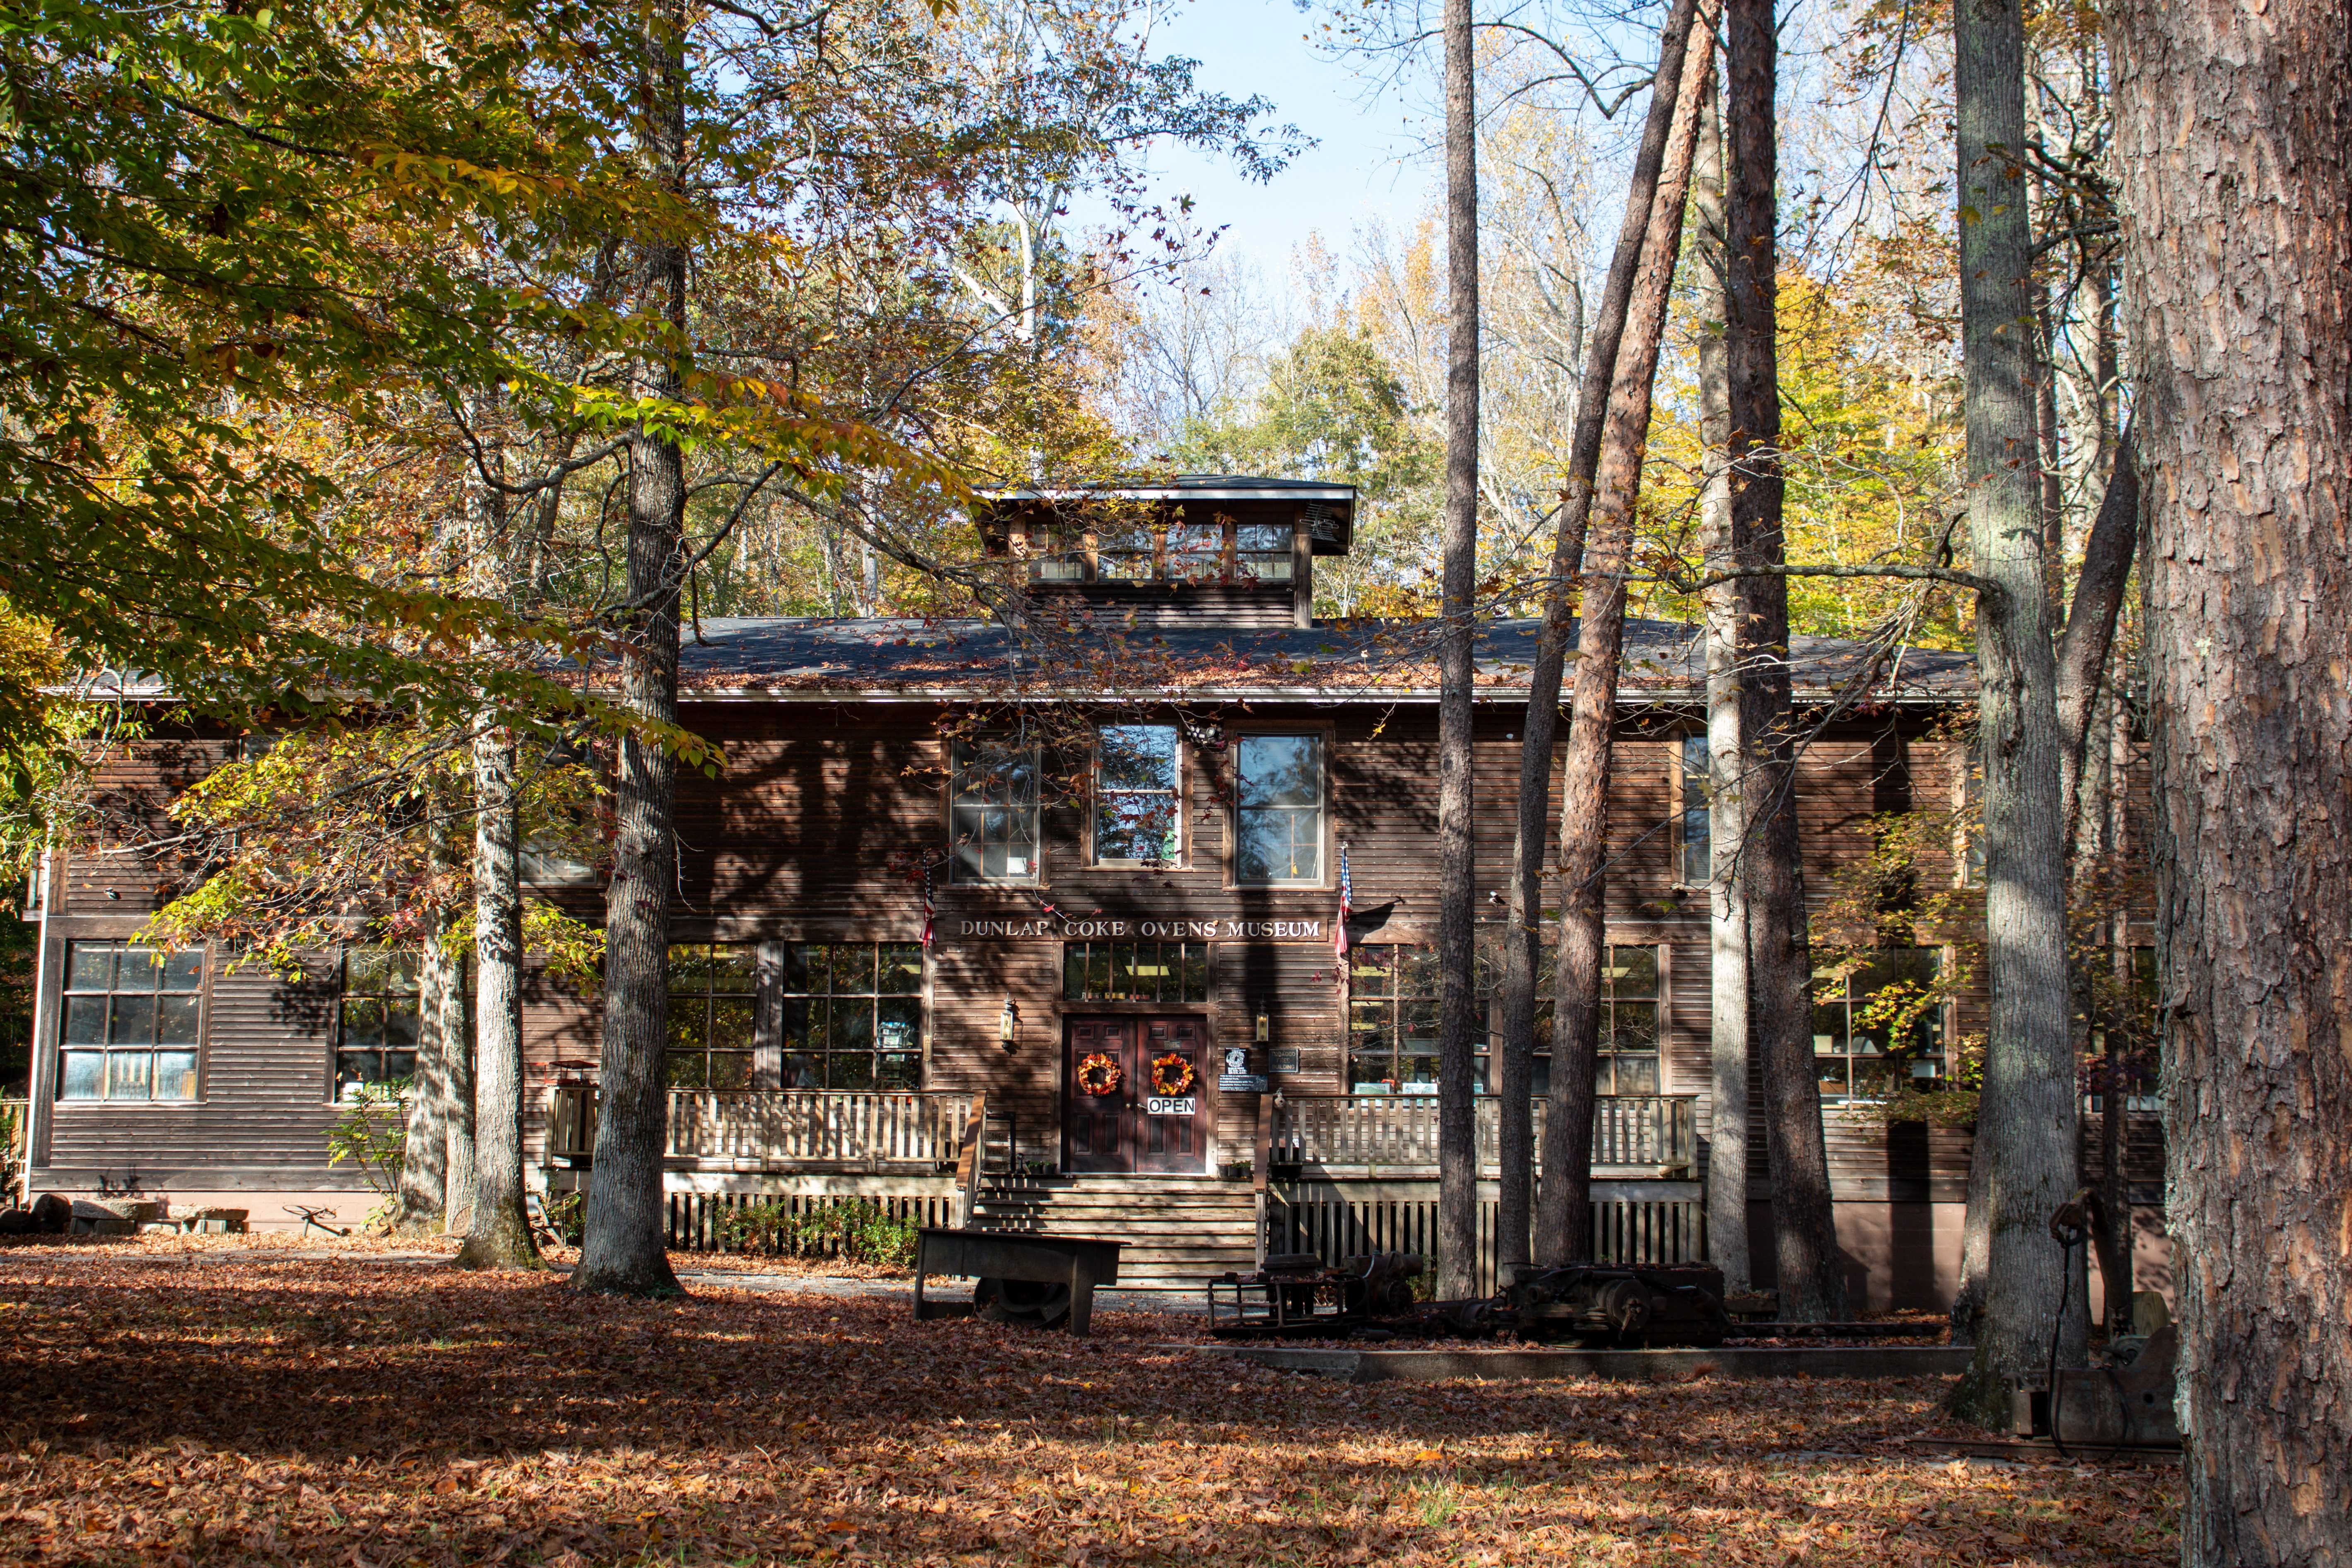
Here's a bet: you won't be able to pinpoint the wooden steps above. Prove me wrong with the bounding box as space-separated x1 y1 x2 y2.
969 1175 1260 1291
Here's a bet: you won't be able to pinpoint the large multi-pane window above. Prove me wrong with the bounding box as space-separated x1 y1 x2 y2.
1096 725 1180 865
951 742 1040 883
1235 733 1323 885
1235 522 1294 582
336 949 421 1099
1064 941 1209 1003
1812 948 1945 1100
1348 945 1465 1091
1485 943 1661 1096
1679 734 1711 886
59 942 201 1102
781 942 923 1090
666 944 758 1089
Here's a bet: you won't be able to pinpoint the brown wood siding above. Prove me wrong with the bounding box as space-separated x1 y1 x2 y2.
44 696 2155 1219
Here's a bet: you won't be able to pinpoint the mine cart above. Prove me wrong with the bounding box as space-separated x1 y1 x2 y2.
1207 1252 1423 1338
1491 1262 1736 1346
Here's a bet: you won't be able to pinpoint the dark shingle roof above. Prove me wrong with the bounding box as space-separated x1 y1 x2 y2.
674 616 1975 703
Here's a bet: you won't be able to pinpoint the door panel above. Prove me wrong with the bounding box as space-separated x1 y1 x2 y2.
1064 1015 1210 1175
1134 1017 1207 1174
1064 1019 1131 1174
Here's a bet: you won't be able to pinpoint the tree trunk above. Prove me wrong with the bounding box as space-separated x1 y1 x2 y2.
2108 0 2352 1552
2053 435 2138 851
1946 0 2082 1422
576 0 689 1297
1693 70 1750 1296
1532 11 1714 1266
451 378 541 1273
1433 0 1481 1301
442 935 476 1234
1726 0 1845 1322
455 729 541 1268
1495 0 1703 1274
393 905 452 1233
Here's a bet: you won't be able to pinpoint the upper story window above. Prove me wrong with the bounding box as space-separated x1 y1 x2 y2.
1235 522 1294 582
781 942 923 1090
1017 517 1298 585
1025 528 1088 582
1955 744 1985 885
1096 725 1180 865
336 948 420 1101
1679 735 1711 886
666 942 757 1090
1235 733 1324 886
951 741 1040 883
1813 947 1945 1101
1348 943 1448 1092
60 941 201 1102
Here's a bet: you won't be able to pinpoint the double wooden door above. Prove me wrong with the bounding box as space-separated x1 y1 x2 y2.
1064 1015 1209 1174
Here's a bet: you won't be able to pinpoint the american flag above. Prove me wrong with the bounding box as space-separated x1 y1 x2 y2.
1334 840 1352 990
920 865 936 950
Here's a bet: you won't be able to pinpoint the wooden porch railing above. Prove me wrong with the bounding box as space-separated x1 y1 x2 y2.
1269 1094 1695 1175
546 1087 990 1172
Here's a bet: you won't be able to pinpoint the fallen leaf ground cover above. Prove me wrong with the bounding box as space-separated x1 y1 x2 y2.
0 1253 2177 1566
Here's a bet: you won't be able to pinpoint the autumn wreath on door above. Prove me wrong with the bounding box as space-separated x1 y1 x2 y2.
1149 1053 1197 1096
1076 1053 1123 1095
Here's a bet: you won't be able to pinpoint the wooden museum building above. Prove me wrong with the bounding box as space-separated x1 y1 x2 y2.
16 476 2161 1309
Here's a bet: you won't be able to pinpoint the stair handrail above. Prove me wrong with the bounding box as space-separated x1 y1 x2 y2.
952 1093 989 1228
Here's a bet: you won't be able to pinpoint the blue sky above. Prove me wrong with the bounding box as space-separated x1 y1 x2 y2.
1131 0 1440 271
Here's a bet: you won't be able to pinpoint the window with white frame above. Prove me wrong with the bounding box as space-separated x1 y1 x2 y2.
1234 733 1323 885
1480 942 1661 1096
951 741 1040 883
1095 725 1180 865
59 942 201 1102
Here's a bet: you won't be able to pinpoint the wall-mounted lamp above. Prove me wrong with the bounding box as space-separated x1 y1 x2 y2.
998 998 1020 1050
1254 1007 1270 1044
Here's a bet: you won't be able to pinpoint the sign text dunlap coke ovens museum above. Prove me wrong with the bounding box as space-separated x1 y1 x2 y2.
952 917 1327 941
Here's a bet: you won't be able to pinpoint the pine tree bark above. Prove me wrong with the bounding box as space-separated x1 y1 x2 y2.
1946 0 2083 1419
1496 0 1703 1276
392 904 452 1233
2108 0 2352 1551
576 0 689 1297
1433 0 1481 1301
1693 71 1750 1296
1533 10 1714 1266
1726 0 1845 1322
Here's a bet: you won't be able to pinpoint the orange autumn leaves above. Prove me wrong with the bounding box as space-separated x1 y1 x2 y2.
0 1245 2176 1566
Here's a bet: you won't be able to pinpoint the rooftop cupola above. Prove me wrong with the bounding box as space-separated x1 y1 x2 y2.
974 475 1357 630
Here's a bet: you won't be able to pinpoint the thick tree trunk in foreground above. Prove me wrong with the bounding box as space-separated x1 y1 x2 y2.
393 905 454 1233
456 732 541 1268
1693 73 1750 1296
1532 11 1714 1266
1725 0 1844 1322
577 0 689 1297
1946 0 2083 1420
1433 0 1481 1301
2109 0 2352 1553
1496 0 1703 1273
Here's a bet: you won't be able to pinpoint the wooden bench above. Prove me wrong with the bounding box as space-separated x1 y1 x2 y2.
913 1228 1123 1336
